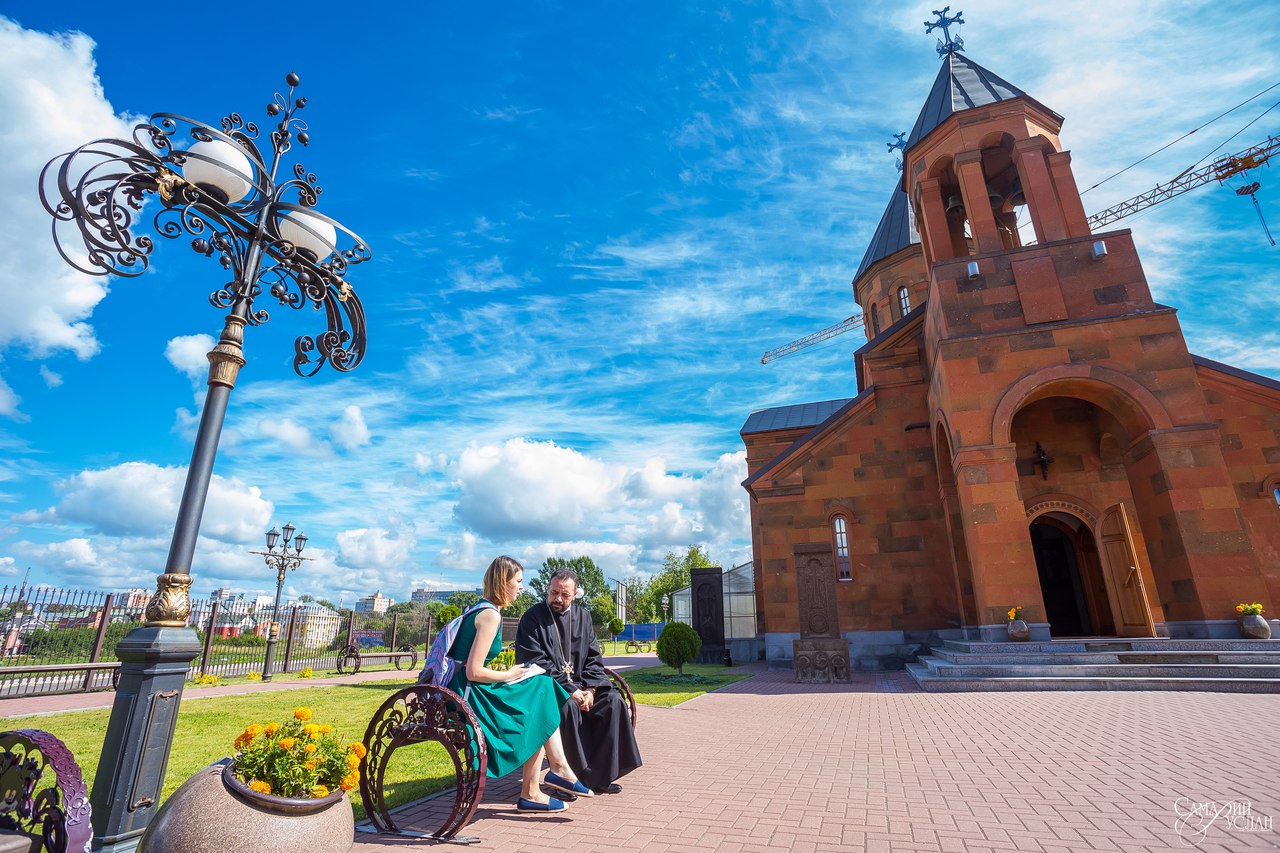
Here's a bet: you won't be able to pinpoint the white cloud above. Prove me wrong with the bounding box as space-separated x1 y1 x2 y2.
28 461 273 543
38 366 62 388
336 527 414 571
0 374 19 420
331 405 371 452
165 334 215 382
259 418 329 455
0 19 134 362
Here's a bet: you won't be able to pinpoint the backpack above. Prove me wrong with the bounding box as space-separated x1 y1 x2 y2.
418 600 498 688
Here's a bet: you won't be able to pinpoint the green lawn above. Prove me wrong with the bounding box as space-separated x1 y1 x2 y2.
0 663 751 815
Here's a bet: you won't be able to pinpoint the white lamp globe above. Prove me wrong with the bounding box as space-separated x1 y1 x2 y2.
278 209 337 260
181 140 253 203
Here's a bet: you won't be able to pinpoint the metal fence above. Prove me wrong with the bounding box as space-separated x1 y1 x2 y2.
0 583 441 699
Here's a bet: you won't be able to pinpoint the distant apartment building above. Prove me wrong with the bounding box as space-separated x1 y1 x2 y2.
295 605 341 648
410 587 482 604
355 591 392 614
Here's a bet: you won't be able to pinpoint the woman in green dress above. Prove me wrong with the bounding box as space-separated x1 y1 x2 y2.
449 555 591 812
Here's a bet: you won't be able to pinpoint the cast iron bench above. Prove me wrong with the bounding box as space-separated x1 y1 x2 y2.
0 729 92 853
334 644 420 675
358 667 637 842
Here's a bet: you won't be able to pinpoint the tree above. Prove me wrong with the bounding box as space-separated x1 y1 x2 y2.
448 591 480 610
656 622 701 674
315 598 339 612
502 591 536 619
632 546 715 623
608 617 624 638
531 556 614 624
436 604 462 625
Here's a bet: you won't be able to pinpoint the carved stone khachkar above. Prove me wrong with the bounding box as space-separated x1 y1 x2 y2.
793 543 851 683
690 566 726 665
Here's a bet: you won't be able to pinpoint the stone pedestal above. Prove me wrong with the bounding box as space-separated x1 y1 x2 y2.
793 638 851 683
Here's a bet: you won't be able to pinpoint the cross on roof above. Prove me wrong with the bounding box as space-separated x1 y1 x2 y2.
887 132 907 172
925 7 965 56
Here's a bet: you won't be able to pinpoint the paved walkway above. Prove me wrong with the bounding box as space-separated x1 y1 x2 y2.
354 664 1280 852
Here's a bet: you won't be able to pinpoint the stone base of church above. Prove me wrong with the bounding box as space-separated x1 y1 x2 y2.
1166 619 1280 640
764 628 972 672
977 622 1052 643
726 636 763 663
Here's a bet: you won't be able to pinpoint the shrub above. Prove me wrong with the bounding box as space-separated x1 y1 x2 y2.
487 649 515 671
436 605 462 626
607 617 624 638
246 671 262 681
656 622 701 675
192 674 222 687
300 666 314 678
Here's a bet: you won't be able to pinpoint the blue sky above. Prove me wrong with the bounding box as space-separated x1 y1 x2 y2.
0 1 1277 606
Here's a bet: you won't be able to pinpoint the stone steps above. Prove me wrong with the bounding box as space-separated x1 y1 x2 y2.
909 637 1280 692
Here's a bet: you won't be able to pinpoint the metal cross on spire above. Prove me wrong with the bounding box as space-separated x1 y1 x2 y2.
925 6 965 56
887 132 906 172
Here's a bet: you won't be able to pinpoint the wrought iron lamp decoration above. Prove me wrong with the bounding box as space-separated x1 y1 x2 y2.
250 522 313 682
1033 442 1055 480
39 71 368 379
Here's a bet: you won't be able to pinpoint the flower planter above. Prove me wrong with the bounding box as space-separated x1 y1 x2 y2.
1240 613 1271 640
1007 619 1031 642
139 759 353 853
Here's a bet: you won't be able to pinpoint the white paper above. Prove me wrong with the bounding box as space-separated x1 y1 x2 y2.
504 662 545 684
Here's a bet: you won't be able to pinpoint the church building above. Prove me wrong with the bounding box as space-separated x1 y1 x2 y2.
740 26 1280 673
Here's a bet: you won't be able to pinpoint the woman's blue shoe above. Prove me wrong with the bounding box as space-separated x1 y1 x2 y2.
517 796 567 812
543 772 593 797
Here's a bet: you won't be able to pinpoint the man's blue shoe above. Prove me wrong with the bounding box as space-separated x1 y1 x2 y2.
543 771 593 797
517 796 567 812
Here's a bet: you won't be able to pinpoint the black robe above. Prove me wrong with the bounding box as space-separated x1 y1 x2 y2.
515 601 642 791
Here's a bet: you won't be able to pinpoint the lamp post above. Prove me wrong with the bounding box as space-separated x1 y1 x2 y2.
38 73 369 852
250 523 312 681
663 593 672 623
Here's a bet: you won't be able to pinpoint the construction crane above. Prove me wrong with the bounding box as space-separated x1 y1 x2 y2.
761 135 1279 364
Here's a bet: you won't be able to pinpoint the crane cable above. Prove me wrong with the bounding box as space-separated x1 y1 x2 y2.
1080 79 1280 196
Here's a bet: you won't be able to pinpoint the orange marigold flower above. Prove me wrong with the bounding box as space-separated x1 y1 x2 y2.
340 770 360 791
347 753 361 770
264 722 281 735
294 707 313 721
303 724 320 736
304 743 318 754
311 785 330 798
278 737 297 750
245 724 264 737
350 742 367 759
304 760 317 770
248 780 271 795
1238 604 1246 612
319 724 333 734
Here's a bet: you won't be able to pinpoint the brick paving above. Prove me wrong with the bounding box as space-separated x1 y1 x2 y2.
354 663 1280 852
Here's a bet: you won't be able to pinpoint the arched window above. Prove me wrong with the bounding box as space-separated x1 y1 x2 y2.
1274 485 1280 508
832 515 852 581
869 305 879 337
897 286 911 317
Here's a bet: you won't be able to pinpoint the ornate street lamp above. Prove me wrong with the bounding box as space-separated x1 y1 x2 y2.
249 523 312 681
38 73 369 851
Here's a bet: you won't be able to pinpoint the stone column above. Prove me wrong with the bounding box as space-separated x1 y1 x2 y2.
1014 137 1069 244
1046 150 1091 239
955 150 1003 254
915 178 955 267
952 443 1044 640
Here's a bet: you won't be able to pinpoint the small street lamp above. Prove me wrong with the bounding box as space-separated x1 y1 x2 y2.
39 73 369 851
249 523 312 681
663 593 672 623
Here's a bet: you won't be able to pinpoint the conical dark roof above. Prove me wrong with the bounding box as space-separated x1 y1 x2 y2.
854 184 917 282
905 52 1058 150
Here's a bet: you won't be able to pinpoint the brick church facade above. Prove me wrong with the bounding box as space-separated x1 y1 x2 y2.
741 48 1280 670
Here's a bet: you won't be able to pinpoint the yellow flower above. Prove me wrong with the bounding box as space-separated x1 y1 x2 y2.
340 770 360 791
304 743 318 754
294 707 313 722
278 737 297 750
304 760 317 770
303 724 320 737
347 753 361 770
349 742 367 759
264 722 281 735
248 780 271 795
319 725 333 734
1238 604 1246 613
233 734 249 750
311 785 330 798
245 724 264 738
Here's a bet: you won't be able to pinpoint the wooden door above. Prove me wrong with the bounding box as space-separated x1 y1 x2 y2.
1097 502 1156 637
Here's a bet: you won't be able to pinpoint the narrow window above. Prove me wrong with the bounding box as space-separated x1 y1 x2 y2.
869 305 879 336
832 515 852 581
897 286 911 317
1274 485 1280 508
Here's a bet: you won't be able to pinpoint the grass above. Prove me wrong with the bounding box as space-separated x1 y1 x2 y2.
0 662 752 816
621 663 750 707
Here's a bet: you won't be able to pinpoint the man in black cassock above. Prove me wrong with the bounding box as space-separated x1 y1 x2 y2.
516 570 642 794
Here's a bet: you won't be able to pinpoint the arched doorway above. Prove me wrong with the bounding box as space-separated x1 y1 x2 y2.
1029 513 1115 637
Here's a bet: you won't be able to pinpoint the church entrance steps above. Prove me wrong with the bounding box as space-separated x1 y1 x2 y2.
909 637 1280 692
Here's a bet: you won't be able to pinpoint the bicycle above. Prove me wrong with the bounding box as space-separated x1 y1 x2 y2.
624 640 653 654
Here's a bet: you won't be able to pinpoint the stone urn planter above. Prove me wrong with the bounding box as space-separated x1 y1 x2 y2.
1240 613 1271 640
1007 619 1031 642
139 760 353 853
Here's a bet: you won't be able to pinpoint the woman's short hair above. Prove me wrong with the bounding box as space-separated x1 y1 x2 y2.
484 555 524 606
